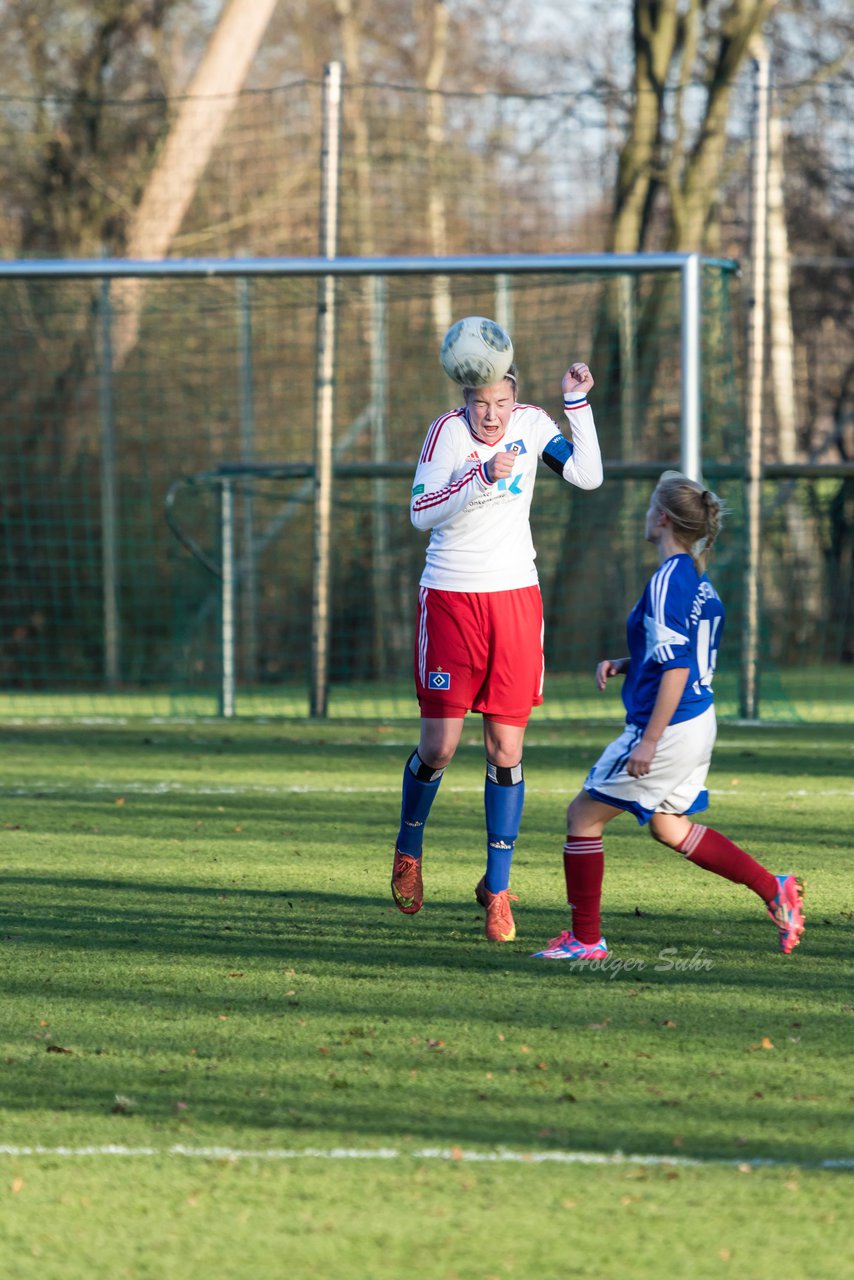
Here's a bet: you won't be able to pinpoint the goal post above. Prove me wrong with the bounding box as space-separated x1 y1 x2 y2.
3 250 787 723
87 248 720 719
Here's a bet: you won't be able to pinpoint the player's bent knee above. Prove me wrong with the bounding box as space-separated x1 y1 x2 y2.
566 790 596 834
649 813 689 849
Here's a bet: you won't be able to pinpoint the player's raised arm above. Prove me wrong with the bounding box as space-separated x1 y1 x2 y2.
540 361 603 490
560 362 603 490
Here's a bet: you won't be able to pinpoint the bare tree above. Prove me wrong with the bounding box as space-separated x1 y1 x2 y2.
112 0 280 366
423 0 452 340
611 0 775 254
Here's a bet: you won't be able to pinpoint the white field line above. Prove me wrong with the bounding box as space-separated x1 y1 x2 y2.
0 1143 850 1170
2 781 509 796
4 781 853 799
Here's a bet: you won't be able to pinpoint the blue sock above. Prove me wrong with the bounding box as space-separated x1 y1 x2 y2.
483 760 524 893
396 750 445 858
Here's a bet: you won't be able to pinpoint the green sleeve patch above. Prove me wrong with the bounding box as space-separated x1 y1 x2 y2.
411 484 425 496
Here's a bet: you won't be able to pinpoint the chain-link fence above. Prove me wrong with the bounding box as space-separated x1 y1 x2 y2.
0 69 851 722
0 255 849 723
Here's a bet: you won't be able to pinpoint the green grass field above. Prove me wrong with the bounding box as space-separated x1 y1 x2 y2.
0 717 851 1279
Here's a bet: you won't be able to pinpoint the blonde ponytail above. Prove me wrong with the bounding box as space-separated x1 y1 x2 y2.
653 471 727 574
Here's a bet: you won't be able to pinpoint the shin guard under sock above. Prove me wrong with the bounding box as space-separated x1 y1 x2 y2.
563 835 605 944
484 761 524 893
396 750 445 857
679 824 778 901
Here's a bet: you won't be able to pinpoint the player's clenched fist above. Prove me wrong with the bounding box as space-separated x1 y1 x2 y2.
562 362 594 397
485 449 516 482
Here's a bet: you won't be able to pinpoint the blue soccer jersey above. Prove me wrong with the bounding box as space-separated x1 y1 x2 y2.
622 553 725 728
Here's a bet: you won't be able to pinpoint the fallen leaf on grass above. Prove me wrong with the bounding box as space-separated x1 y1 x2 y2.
426 1039 445 1050
46 1044 73 1055
662 1020 677 1029
11 1178 24 1194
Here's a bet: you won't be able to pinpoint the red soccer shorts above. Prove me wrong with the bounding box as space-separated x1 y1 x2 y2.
414 584 544 726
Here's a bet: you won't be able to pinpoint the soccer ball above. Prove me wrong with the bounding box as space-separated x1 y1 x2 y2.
439 316 514 388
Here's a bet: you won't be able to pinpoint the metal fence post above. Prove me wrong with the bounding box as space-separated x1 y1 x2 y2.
219 479 236 718
680 253 703 482
310 61 343 718
370 275 391 673
494 274 513 334
237 274 259 685
741 46 771 721
97 279 121 689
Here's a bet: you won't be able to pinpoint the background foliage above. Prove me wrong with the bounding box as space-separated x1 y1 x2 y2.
0 1 851 714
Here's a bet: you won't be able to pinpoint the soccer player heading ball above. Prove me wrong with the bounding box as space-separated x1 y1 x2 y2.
391 335 603 941
532 470 805 961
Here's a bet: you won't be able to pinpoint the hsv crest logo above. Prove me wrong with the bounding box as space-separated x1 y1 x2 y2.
427 670 451 690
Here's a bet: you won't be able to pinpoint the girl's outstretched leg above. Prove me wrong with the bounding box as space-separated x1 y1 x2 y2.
650 814 805 954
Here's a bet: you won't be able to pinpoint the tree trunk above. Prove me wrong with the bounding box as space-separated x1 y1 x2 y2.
112 0 280 368
767 111 824 640
424 0 452 343
768 115 797 459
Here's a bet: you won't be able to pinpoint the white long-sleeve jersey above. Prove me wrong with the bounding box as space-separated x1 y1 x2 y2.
410 396 603 592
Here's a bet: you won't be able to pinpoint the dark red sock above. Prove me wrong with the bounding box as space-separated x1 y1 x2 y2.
563 836 605 944
679 824 777 902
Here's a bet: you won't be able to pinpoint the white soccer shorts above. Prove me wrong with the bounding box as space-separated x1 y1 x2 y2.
583 704 717 825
